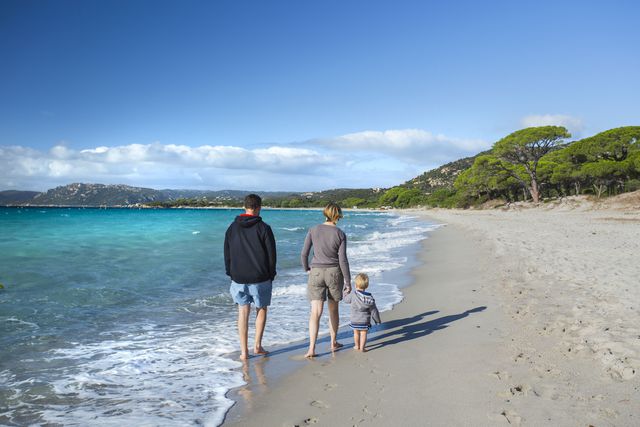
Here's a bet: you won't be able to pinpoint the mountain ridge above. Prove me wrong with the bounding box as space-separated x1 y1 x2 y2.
0 155 479 207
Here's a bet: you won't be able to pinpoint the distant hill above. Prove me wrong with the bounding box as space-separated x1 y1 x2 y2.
31 183 164 206
159 189 293 200
263 187 383 208
0 190 40 205
404 151 488 193
0 183 300 207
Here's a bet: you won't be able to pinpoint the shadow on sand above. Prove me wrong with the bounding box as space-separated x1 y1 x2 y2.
257 306 486 358
366 306 486 350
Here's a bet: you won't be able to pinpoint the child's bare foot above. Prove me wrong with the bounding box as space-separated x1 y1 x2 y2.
353 346 359 351
254 346 269 356
361 348 368 353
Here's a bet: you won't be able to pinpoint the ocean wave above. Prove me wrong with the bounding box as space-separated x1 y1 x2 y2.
280 227 304 231
1 316 40 329
37 321 244 427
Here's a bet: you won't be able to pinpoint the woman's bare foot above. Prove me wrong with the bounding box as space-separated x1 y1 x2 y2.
254 346 269 356
330 342 343 351
304 351 317 358
240 352 249 360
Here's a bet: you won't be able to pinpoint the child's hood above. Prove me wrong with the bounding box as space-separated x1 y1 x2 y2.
355 290 376 306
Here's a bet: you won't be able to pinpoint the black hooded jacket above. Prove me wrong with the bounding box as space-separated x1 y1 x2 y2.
224 215 277 284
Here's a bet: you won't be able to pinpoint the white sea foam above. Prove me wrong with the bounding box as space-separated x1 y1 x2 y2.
192 230 201 235
281 226 304 231
271 283 307 296
39 320 244 427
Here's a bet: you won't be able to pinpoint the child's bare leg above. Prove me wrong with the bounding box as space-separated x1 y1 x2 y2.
360 330 368 352
353 330 360 350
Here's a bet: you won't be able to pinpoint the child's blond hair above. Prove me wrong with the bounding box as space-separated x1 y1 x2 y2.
355 273 369 290
323 202 343 223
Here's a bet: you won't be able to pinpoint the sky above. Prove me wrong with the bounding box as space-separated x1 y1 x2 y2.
1 0 639 191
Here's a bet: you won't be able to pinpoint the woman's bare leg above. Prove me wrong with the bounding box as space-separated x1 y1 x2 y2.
327 299 342 350
305 300 324 358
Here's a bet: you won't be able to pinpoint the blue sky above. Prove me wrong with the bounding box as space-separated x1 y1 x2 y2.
1 0 639 191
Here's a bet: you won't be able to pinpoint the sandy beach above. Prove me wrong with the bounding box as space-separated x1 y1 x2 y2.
224 202 639 426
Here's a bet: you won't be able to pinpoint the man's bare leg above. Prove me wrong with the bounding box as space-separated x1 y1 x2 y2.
328 299 342 350
254 307 268 355
305 300 324 358
237 304 251 360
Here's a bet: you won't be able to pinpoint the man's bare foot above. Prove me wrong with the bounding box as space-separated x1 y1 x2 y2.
330 342 343 351
254 346 269 356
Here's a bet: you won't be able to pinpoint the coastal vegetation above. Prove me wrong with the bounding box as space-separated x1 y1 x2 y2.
381 125 640 209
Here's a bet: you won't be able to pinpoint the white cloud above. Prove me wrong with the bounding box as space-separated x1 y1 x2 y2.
520 114 584 136
311 129 488 163
0 143 337 191
1 128 490 191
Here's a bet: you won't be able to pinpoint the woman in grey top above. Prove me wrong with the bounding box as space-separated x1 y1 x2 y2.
301 202 351 358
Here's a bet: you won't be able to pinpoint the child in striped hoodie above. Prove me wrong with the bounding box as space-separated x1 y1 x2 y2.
343 273 381 352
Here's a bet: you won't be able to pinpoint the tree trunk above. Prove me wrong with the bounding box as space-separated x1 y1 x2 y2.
593 184 606 198
529 179 541 203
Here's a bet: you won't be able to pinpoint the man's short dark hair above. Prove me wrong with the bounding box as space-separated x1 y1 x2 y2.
244 194 262 210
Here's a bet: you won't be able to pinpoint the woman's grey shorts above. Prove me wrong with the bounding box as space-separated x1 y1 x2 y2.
307 266 344 301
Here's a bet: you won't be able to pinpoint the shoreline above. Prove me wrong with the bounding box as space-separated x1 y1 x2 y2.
223 215 505 426
222 213 438 424
222 207 639 426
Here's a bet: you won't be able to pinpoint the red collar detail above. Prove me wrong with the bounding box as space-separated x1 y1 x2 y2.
240 213 256 217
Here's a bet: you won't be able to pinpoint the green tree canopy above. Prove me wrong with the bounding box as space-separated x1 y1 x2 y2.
493 126 571 202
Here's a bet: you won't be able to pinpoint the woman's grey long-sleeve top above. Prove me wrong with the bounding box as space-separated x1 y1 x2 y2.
300 224 351 285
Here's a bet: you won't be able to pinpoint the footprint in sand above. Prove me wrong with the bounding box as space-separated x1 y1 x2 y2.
508 384 531 397
310 400 329 409
323 383 337 391
500 409 522 426
295 417 318 426
532 385 565 401
492 370 511 381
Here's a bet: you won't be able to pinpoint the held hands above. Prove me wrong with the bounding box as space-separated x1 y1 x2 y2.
343 283 352 294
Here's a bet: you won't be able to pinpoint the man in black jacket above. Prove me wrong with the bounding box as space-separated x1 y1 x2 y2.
224 194 277 360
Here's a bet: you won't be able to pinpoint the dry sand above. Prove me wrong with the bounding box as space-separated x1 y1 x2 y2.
224 205 639 426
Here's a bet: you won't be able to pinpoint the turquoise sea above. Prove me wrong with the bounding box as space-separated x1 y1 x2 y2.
0 207 437 426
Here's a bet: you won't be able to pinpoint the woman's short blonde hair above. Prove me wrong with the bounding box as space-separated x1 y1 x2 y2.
323 202 343 223
355 273 369 290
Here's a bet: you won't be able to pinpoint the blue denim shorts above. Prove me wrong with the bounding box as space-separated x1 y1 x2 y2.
230 280 273 308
